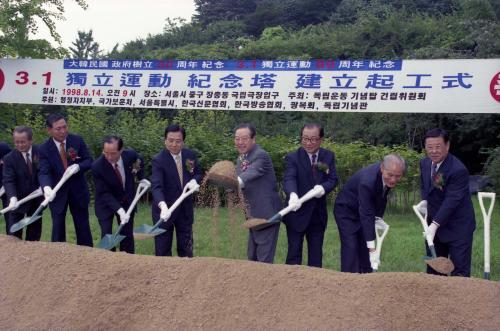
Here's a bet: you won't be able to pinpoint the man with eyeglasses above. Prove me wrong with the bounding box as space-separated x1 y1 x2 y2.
334 154 406 273
282 123 338 268
151 124 202 257
2 126 43 240
234 123 282 263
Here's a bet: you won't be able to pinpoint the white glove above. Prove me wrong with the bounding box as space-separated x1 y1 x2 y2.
375 217 388 230
313 185 325 198
139 178 151 187
288 192 301 212
416 200 427 216
8 197 19 210
158 201 171 220
424 222 439 242
369 251 380 270
0 186 5 197
117 207 130 224
185 179 199 192
43 186 56 202
67 164 80 175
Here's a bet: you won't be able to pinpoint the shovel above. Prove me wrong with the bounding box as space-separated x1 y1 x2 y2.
1 188 43 215
10 165 78 233
478 192 496 280
243 185 324 230
133 182 200 240
0 186 5 198
371 217 390 272
96 179 151 250
412 204 454 274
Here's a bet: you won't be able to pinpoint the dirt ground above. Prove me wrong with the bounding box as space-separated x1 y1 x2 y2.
1 234 499 331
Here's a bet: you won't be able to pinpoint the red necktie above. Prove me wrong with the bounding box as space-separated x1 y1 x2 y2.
114 163 124 189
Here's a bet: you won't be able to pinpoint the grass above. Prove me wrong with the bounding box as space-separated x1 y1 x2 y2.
1 196 498 281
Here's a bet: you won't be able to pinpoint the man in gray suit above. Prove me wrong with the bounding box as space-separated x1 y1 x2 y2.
234 123 282 263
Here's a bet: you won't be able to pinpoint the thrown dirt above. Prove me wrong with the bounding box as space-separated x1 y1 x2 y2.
1 235 499 331
206 160 238 189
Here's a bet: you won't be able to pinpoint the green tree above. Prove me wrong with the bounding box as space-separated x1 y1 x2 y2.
0 0 87 57
69 29 102 59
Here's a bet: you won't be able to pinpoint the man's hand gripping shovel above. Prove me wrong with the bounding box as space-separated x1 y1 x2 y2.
413 201 454 274
96 179 151 250
10 165 79 233
243 185 325 230
1 188 43 216
133 181 200 240
370 217 390 272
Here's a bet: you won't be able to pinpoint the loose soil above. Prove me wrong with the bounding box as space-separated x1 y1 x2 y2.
0 234 499 331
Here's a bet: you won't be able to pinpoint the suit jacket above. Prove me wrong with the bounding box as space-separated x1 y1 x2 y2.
283 147 338 232
420 153 476 242
0 142 12 190
2 146 43 213
236 144 282 221
92 149 145 220
334 162 388 242
151 148 202 223
38 133 93 213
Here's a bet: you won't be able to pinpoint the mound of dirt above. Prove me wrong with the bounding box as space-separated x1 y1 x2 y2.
0 234 499 331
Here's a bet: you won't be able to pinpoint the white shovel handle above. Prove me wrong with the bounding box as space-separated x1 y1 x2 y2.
163 182 200 222
0 188 43 214
124 180 151 218
478 192 496 275
413 205 434 248
0 186 5 198
372 221 390 270
279 186 324 217
41 166 78 207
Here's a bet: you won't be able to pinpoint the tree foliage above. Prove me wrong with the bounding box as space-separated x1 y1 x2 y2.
69 29 102 59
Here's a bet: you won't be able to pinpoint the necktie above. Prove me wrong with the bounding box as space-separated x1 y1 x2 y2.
26 152 32 175
431 162 437 180
175 155 183 185
114 163 124 189
60 142 68 170
311 154 317 178
383 185 389 199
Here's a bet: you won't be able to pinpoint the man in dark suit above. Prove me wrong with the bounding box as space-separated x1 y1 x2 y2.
38 113 93 246
419 128 476 277
0 140 12 234
283 123 338 268
234 123 282 264
151 124 202 257
2 126 43 240
92 136 145 253
334 154 406 273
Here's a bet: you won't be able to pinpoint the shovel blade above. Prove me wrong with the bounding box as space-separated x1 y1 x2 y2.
97 234 126 250
10 214 42 233
424 257 455 274
133 224 166 240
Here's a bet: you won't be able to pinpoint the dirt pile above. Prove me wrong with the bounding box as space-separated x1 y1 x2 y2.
0 234 499 331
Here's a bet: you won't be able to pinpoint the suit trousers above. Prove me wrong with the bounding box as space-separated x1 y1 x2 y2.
154 218 193 257
98 213 135 253
8 202 42 241
248 223 280 264
285 210 325 267
50 192 93 247
426 234 473 277
338 226 372 273
1 195 10 234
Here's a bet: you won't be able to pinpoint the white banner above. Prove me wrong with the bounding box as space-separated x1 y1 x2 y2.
0 59 498 113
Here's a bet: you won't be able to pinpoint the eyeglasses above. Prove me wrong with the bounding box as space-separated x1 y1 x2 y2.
301 136 321 144
234 136 251 142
